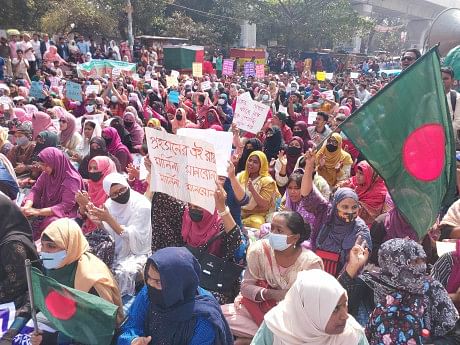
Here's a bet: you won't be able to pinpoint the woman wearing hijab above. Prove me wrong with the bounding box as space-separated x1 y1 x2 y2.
223 211 322 343
171 108 189 134
30 218 123 345
30 131 59 177
199 108 223 130
301 150 371 272
273 136 304 194
122 112 144 150
21 147 84 240
0 194 41 342
342 238 459 344
0 126 13 155
31 111 57 139
238 151 280 229
336 105 351 117
102 127 133 171
108 116 134 152
78 136 122 179
292 121 311 150
263 126 284 162
236 138 263 174
7 123 36 176
74 119 102 160
87 173 151 297
339 161 392 227
55 106 82 152
252 269 367 345
117 247 233 345
316 133 353 187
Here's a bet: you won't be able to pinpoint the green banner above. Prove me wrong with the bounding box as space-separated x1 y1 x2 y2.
77 59 136 78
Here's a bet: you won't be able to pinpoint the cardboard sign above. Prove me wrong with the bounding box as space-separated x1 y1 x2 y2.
146 128 217 213
234 92 269 134
29 81 45 99
256 64 265 79
222 59 234 76
244 62 256 78
166 76 178 88
192 62 203 78
177 128 233 177
316 71 326 81
201 81 211 91
65 81 82 102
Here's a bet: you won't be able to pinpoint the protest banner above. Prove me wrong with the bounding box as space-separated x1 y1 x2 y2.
244 62 256 78
177 128 233 177
192 62 203 78
222 59 234 76
256 64 265 79
77 60 136 78
316 71 326 81
200 80 211 91
146 128 217 212
168 90 180 104
29 81 45 99
234 92 269 134
65 81 83 102
85 85 100 96
166 76 178 88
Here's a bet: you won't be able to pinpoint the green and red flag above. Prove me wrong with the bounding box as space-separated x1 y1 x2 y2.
341 46 456 239
31 267 118 345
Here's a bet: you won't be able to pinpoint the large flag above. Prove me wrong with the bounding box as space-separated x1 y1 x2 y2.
341 46 456 238
31 267 118 345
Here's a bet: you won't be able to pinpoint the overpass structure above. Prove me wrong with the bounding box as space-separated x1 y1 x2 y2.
351 0 460 52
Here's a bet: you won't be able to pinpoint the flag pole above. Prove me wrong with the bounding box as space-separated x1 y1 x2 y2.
25 259 39 332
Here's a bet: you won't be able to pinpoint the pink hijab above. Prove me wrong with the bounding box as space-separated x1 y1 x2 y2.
54 106 77 146
13 108 29 122
88 156 117 207
32 111 57 139
337 106 351 117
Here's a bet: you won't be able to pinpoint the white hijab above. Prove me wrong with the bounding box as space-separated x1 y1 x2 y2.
265 269 364 345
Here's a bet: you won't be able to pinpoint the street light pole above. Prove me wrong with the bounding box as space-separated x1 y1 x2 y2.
127 0 134 52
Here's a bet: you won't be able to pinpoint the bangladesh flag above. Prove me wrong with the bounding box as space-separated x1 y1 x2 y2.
31 267 118 345
341 46 456 238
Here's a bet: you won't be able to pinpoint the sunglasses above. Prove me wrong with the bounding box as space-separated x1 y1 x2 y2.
401 56 415 62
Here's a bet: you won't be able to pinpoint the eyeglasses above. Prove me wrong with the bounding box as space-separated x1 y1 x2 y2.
401 56 415 62
110 187 128 199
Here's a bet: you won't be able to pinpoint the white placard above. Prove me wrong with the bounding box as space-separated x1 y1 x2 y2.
308 111 318 125
170 70 180 78
151 79 159 90
278 104 288 114
83 113 105 125
350 72 359 79
146 128 217 212
85 85 100 96
326 73 334 80
177 128 233 177
0 302 15 339
200 81 211 91
436 241 457 257
233 92 269 134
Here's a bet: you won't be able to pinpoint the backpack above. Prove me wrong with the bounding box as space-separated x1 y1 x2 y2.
366 290 426 345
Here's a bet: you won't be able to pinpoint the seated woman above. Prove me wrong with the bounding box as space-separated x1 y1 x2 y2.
29 131 58 180
31 218 123 345
338 160 392 226
0 126 13 156
273 136 304 194
102 127 132 172
109 116 133 152
315 133 353 187
7 123 36 177
78 136 122 179
76 156 117 266
237 151 280 229
122 112 144 151
0 194 40 342
341 238 459 344
235 138 263 174
31 111 57 140
74 119 102 162
252 269 368 345
55 106 82 153
21 147 84 240
222 211 323 344
117 247 233 345
300 150 371 273
0 153 19 200
87 173 151 297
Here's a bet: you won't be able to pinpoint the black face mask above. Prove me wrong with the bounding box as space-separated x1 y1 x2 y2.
147 285 166 309
207 114 215 123
176 114 183 121
112 188 130 204
287 146 302 156
189 208 204 222
326 144 338 152
104 137 113 146
293 130 304 138
88 171 103 182
124 121 134 129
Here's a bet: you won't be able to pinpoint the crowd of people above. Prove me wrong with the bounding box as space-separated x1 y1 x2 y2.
0 29 459 345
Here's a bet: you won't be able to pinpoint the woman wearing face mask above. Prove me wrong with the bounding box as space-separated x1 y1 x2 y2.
21 147 84 240
216 94 234 131
263 126 284 162
181 181 246 304
117 247 233 345
171 108 188 134
341 238 459 344
222 211 322 344
108 116 134 152
238 151 280 230
252 269 368 345
31 218 123 345
316 132 353 187
300 149 371 273
273 137 304 194
74 119 102 162
7 123 36 176
292 121 311 149
102 127 132 172
122 111 144 151
78 136 122 179
87 173 151 297
199 108 223 130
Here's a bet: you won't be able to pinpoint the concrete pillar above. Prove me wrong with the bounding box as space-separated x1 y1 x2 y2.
406 19 432 51
240 20 257 48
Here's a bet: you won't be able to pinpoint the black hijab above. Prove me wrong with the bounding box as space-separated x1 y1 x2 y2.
236 138 263 174
31 131 58 161
263 126 284 161
78 136 121 179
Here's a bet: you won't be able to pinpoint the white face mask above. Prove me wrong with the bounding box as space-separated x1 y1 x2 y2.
85 105 94 113
262 94 269 101
40 250 67 269
218 99 225 105
111 96 118 103
268 232 293 251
